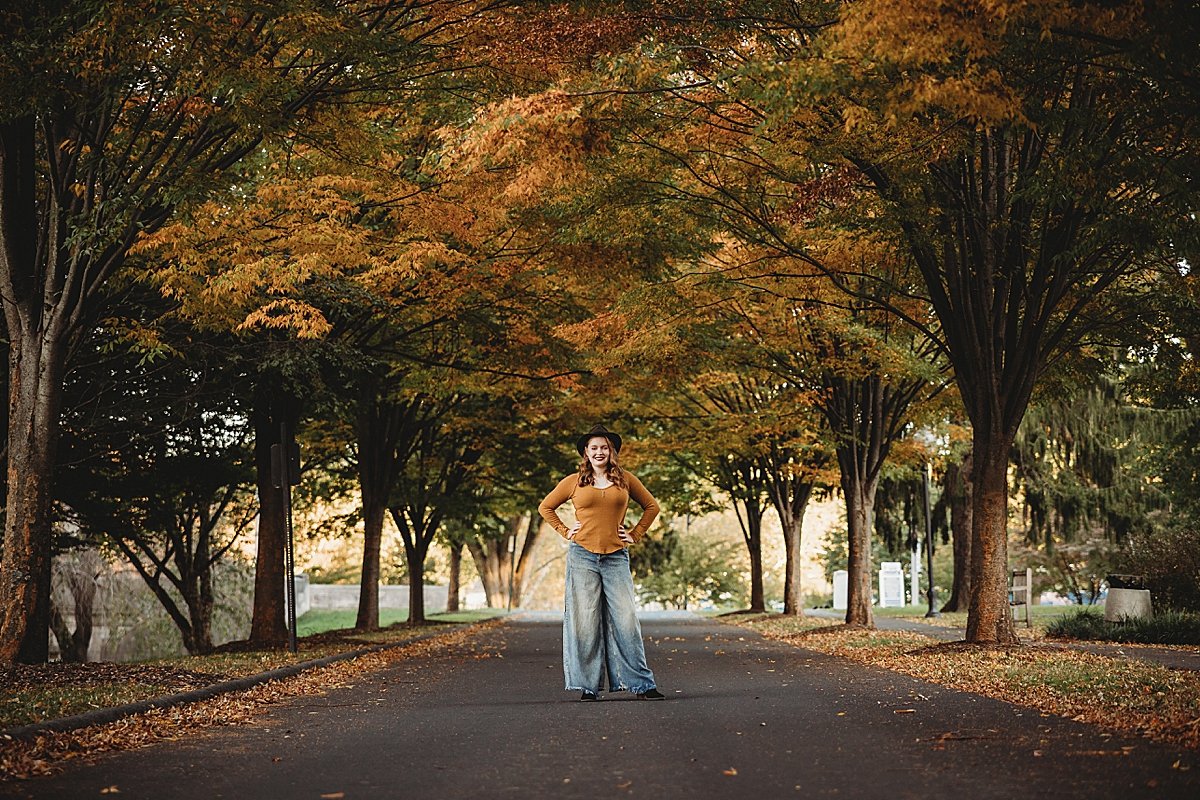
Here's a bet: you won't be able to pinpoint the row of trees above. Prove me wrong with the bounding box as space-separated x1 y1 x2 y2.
2 1 1197 662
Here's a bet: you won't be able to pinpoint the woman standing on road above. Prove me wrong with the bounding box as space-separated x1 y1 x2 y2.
538 424 666 702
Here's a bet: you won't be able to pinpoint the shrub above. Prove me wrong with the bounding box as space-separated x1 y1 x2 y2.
1120 525 1200 612
1046 607 1200 645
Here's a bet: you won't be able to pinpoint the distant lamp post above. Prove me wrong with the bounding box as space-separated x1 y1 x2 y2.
914 428 940 618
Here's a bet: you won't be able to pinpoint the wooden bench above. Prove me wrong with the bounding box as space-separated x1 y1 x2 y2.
1010 567 1033 628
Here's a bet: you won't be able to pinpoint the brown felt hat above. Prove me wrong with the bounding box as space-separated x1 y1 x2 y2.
576 424 622 456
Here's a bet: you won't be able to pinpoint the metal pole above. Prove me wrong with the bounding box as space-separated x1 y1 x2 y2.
507 519 519 612
281 422 298 653
924 460 939 618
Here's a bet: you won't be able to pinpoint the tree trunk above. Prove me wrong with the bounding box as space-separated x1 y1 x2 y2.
467 539 509 608
941 450 974 613
466 514 541 609
48 551 100 662
446 543 462 613
842 472 878 628
353 390 407 631
407 548 427 624
0 330 66 663
965 428 1019 643
189 529 215 655
511 513 540 608
356 501 385 631
391 507 432 625
776 482 813 616
0 116 62 663
747 508 765 613
248 391 295 646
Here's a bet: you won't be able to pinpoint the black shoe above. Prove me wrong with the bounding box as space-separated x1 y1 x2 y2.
580 690 600 702
638 688 666 701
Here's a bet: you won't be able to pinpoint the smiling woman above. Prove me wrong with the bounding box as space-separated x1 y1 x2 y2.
538 424 665 702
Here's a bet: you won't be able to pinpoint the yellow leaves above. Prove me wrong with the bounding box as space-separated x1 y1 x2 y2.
238 299 332 339
442 89 607 204
825 0 1147 131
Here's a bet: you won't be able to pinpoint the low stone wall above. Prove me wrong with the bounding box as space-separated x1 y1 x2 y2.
297 578 449 613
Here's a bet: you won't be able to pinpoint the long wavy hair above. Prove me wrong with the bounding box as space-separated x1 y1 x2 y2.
576 444 628 489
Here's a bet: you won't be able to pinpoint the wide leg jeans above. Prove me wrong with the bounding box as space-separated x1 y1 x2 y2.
562 542 657 694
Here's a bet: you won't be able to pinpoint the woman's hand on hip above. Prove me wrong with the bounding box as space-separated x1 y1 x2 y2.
617 524 634 544
568 521 581 540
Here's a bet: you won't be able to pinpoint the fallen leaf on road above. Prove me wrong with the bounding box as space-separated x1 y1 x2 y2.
723 768 738 776
320 793 345 799
894 709 915 714
100 787 120 795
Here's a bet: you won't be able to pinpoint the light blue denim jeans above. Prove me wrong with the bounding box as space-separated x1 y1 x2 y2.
563 542 657 694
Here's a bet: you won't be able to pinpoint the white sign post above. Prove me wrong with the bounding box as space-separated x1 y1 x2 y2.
832 570 848 610
879 561 905 608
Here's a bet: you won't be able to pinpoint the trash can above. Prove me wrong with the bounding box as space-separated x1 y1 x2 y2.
1104 574 1152 622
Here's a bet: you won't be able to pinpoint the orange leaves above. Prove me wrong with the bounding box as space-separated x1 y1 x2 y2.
442 90 608 205
828 0 1143 128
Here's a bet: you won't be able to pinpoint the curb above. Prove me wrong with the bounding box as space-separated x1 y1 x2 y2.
1 623 481 742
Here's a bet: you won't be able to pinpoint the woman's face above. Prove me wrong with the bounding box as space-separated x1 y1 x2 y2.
585 436 612 469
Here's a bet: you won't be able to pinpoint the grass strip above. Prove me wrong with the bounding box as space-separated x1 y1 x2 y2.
0 610 505 731
1 619 504 781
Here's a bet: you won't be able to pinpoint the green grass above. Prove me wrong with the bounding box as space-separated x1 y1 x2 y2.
295 608 408 636
1 684 179 729
1046 608 1200 645
296 608 504 636
880 603 1088 632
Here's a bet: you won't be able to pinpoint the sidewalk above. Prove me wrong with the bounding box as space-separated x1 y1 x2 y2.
807 608 1200 671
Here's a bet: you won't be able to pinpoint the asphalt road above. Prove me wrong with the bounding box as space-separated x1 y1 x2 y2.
5 612 1198 799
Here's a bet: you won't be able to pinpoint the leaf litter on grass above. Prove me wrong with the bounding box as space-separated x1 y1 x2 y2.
737 615 1200 753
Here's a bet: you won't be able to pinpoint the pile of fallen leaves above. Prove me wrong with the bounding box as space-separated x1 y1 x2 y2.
0 621 500 781
739 616 1200 751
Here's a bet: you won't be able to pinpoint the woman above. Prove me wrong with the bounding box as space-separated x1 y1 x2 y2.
539 424 666 701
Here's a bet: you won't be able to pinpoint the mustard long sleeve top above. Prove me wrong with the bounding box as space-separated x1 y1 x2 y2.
538 472 660 554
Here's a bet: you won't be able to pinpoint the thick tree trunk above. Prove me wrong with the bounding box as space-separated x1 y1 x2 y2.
0 332 66 663
965 428 1019 643
941 451 974 613
248 391 295 646
407 548 426 624
467 539 510 608
446 543 462 613
842 474 878 627
353 391 406 631
466 514 541 609
356 501 385 630
0 116 61 663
